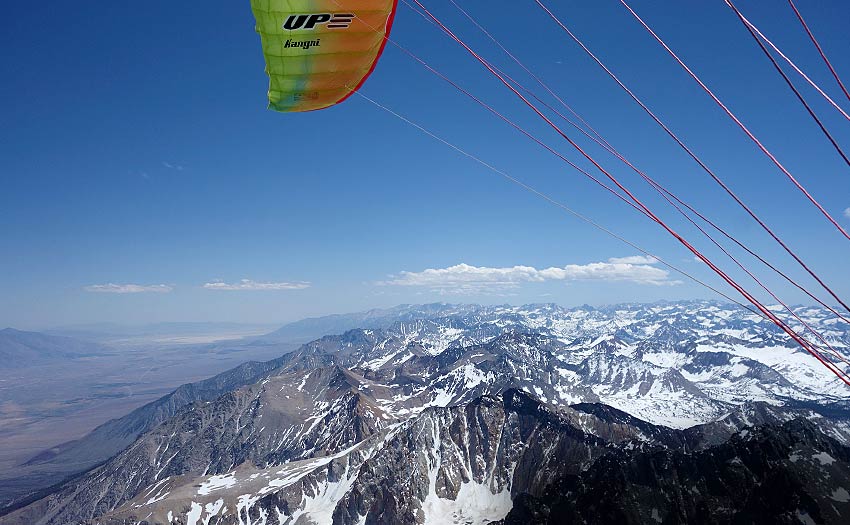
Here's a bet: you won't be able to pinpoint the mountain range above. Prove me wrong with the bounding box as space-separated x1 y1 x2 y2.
0 328 110 367
2 301 849 524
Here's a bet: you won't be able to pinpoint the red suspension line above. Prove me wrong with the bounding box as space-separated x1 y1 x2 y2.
409 0 850 384
533 0 850 316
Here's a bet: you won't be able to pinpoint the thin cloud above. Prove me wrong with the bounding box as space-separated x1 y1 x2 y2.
844 207 850 219
607 255 658 264
162 161 185 171
85 283 173 294
203 279 311 291
380 256 679 295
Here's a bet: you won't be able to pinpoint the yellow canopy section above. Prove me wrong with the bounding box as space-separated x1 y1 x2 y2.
250 0 398 112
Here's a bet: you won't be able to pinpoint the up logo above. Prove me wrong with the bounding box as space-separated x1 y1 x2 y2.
282 13 355 30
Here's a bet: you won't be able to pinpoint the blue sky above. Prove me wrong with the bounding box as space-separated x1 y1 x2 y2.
2 1 849 328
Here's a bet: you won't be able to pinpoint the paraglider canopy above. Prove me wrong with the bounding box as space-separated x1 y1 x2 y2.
250 0 399 112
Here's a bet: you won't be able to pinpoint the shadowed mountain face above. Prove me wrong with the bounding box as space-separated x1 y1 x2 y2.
499 419 850 525
2 301 849 524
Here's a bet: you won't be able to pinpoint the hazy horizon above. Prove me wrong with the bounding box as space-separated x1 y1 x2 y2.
2 295 826 334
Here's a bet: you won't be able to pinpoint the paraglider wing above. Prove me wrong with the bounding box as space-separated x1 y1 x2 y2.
250 0 399 112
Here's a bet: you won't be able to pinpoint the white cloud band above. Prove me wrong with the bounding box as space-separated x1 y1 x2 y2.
607 255 658 264
379 256 677 294
203 279 310 291
85 283 173 294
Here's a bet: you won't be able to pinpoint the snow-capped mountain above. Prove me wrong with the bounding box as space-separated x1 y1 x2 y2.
3 301 850 525
260 300 850 428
